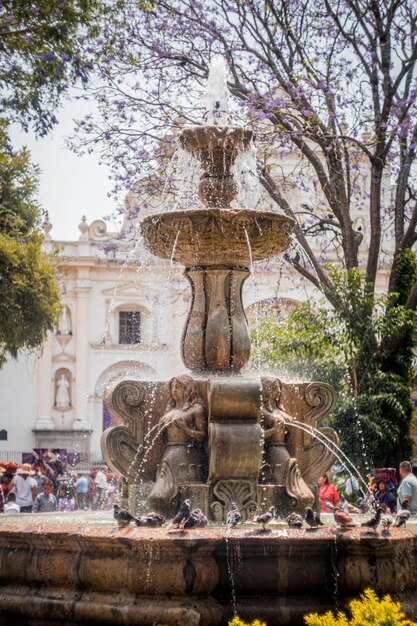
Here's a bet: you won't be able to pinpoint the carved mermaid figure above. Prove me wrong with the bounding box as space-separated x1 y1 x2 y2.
261 377 314 507
149 375 206 513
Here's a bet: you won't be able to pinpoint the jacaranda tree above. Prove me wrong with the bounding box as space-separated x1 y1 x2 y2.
75 0 417 466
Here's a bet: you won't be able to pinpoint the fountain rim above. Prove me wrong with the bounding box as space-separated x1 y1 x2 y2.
140 207 296 265
179 124 254 152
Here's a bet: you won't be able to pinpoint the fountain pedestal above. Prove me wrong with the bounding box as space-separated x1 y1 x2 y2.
183 267 250 372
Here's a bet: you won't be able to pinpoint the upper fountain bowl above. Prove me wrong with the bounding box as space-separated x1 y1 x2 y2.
180 125 253 155
141 122 295 266
180 125 254 207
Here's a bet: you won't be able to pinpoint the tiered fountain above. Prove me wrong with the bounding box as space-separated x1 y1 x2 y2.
101 59 339 522
1 59 417 626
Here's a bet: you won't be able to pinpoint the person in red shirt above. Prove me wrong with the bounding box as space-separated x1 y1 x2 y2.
318 473 340 512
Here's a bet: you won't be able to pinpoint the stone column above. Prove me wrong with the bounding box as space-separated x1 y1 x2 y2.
208 379 263 521
182 266 250 373
73 280 91 430
35 334 54 430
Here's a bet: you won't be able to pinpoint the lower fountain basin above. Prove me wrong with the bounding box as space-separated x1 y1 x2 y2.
140 208 295 267
1 513 417 626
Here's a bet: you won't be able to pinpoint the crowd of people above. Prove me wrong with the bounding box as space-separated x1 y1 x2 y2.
2 457 417 518
0 462 118 515
318 460 417 515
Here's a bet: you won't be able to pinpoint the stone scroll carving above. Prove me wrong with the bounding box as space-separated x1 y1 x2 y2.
288 382 339 484
101 380 148 482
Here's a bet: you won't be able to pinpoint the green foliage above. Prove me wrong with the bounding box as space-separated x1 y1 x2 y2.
228 618 267 626
0 0 104 135
304 588 417 626
251 267 416 467
0 121 61 366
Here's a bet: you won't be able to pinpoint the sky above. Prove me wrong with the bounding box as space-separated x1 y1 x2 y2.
9 97 117 241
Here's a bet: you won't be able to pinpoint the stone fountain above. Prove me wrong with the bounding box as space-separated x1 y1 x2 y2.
2 60 417 626
101 61 339 521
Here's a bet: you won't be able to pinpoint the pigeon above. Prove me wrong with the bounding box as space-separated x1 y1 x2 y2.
324 497 335 512
226 502 241 529
169 499 192 529
113 504 140 528
333 506 357 528
136 512 166 527
361 506 383 532
183 508 208 529
305 507 324 529
253 506 275 530
381 516 393 532
393 509 411 528
286 512 303 529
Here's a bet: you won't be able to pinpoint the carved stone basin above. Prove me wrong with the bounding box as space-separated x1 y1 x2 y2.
1 519 417 626
140 208 295 267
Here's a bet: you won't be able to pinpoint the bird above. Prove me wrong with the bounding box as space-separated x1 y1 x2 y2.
168 499 192 529
136 512 166 527
381 516 393 533
226 502 241 529
393 509 411 528
361 506 383 532
333 506 357 528
253 506 275 530
324 497 335 512
183 508 208 529
305 507 324 529
286 512 303 529
113 504 140 528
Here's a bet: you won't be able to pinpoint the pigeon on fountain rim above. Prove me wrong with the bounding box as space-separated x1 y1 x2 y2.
183 508 208 529
113 504 141 528
333 506 357 528
305 507 323 529
253 506 275 531
168 499 192 529
361 506 384 532
226 502 241 529
393 508 411 528
286 512 303 529
136 512 166 527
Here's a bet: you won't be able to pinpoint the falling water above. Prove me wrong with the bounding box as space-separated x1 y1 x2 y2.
203 55 231 125
289 420 368 495
232 144 261 209
170 230 181 267
224 536 237 616
167 146 202 211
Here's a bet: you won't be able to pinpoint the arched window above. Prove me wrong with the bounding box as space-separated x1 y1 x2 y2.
119 310 141 344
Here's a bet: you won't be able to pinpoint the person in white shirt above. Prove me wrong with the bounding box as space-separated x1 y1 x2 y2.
10 463 37 513
93 469 107 510
4 492 20 515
